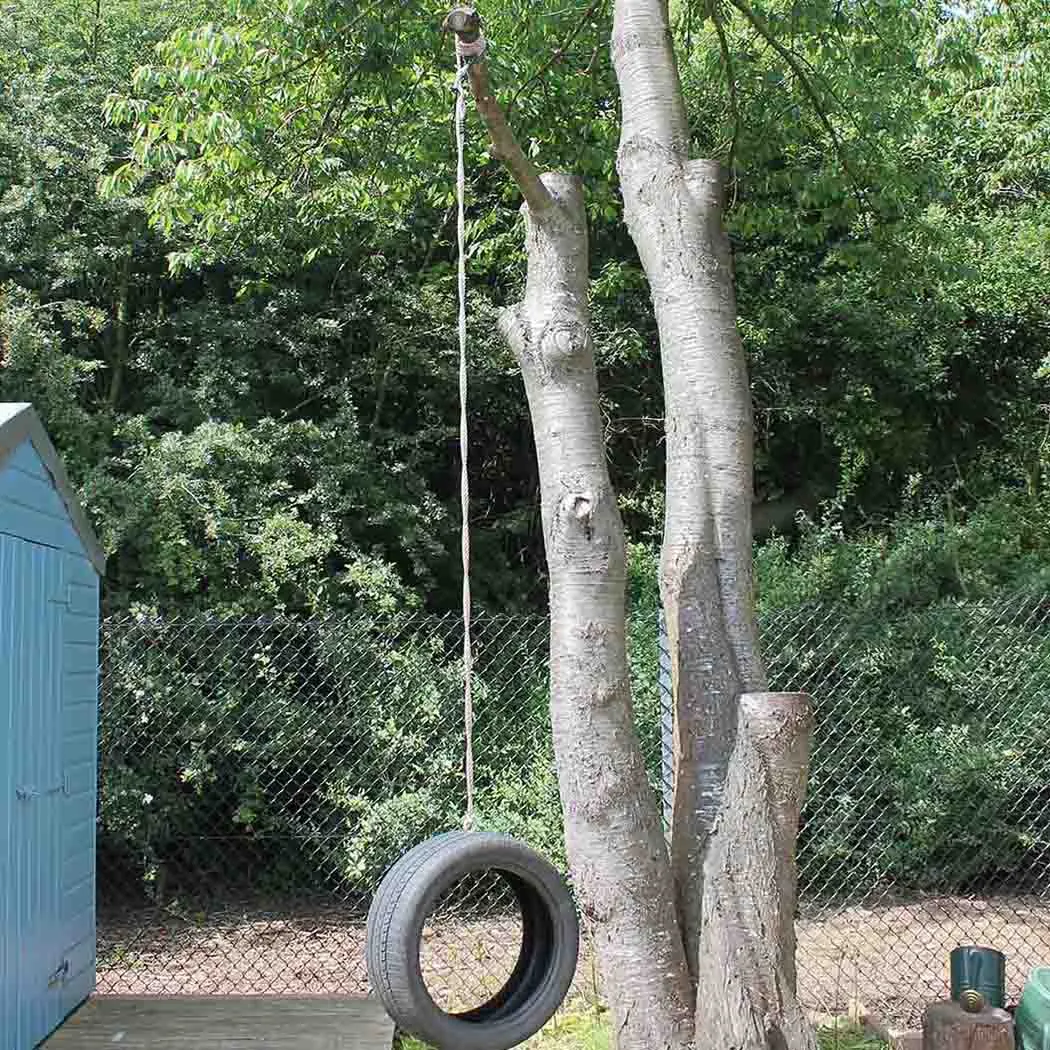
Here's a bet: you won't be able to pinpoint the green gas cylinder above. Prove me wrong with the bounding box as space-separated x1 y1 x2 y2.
950 945 1007 1010
1016 968 1050 1050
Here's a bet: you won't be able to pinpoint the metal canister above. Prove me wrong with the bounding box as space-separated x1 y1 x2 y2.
950 945 1006 1010
1016 967 1050 1050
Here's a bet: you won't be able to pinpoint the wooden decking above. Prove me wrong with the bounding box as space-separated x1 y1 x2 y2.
44 995 395 1049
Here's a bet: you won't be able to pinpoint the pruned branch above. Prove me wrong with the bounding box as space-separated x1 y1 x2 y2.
443 6 554 216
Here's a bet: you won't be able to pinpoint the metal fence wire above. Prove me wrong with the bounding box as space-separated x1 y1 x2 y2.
96 594 1050 1026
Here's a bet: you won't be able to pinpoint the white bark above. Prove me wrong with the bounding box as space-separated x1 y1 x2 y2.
611 2 816 1046
694 693 816 1050
501 172 694 1050
612 0 763 967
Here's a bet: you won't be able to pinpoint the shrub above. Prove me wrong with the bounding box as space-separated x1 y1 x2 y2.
98 492 1050 906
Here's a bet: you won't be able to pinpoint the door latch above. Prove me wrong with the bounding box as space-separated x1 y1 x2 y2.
48 960 69 987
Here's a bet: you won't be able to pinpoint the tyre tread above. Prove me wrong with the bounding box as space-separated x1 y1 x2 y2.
365 832 578 1050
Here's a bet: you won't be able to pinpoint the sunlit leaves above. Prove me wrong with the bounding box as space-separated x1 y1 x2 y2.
103 0 620 270
3 0 1049 615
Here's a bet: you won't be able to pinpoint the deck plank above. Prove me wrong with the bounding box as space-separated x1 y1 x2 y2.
44 995 395 1049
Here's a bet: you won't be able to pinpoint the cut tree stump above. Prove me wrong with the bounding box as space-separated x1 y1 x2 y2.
923 1000 1015 1050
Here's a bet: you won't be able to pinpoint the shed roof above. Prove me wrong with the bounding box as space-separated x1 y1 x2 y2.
0 403 105 574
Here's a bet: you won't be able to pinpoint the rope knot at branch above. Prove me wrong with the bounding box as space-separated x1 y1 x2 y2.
455 31 487 61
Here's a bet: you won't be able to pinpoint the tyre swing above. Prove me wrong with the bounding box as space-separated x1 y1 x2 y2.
364 27 579 1050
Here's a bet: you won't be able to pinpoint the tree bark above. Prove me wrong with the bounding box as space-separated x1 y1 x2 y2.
694 693 815 1050
611 2 816 1044
501 172 694 1050
108 253 131 409
612 7 761 695
612 0 763 972
443 14 695 1046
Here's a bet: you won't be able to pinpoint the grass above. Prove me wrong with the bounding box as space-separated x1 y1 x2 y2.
396 1013 886 1050
395 1004 609 1050
817 1023 890 1049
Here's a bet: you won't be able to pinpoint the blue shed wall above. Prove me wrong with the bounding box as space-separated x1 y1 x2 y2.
0 440 99 1049
0 442 86 557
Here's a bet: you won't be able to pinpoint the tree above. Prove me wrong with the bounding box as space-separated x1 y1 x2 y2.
441 3 813 1045
96 0 1050 1044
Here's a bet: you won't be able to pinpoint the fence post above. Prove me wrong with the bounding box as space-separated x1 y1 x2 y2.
658 610 673 834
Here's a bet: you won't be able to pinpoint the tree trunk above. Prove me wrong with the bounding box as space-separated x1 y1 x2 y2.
500 172 694 1050
694 693 815 1049
612 2 764 970
108 253 131 409
611 1 816 1044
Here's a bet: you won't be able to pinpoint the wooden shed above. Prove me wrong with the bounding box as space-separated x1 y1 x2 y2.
0 403 104 1049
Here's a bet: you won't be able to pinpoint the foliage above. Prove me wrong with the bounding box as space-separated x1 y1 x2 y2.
0 0 533 613
98 498 1050 903
756 485 1050 615
98 612 585 898
0 287 100 461
756 491 1050 893
788 595 1050 895
815 1026 887 1050
675 0 1050 516
89 415 446 612
105 0 1050 532
0 0 1047 616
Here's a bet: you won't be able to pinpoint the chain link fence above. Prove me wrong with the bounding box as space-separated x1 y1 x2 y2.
96 593 1050 1025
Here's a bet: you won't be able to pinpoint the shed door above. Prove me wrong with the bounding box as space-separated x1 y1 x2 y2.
0 533 66 1048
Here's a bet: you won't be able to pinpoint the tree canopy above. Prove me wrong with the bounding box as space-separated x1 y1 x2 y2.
0 0 1046 613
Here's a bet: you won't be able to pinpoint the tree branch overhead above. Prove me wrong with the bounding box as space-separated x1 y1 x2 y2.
443 6 554 216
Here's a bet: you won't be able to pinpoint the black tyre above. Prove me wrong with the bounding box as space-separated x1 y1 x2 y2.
365 831 579 1050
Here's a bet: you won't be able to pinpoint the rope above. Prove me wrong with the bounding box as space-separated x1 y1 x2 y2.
454 40 477 831
455 33 487 59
